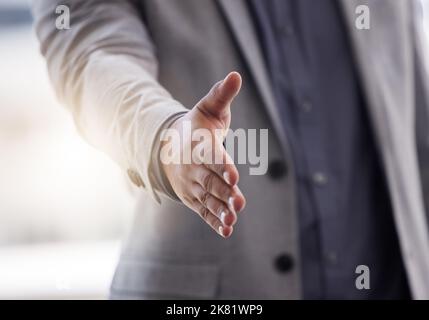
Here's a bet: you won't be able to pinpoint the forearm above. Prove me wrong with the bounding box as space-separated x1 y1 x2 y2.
32 0 188 201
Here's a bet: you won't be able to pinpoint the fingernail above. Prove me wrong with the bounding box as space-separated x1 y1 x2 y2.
218 226 224 237
220 211 227 225
223 172 230 185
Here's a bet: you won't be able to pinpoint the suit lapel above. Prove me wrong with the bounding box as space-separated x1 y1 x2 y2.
339 0 429 298
217 0 287 148
338 0 414 138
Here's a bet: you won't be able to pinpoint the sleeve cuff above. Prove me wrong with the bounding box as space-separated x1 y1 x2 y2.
127 102 188 204
149 111 188 202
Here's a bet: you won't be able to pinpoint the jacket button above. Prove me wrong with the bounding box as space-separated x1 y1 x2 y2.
275 254 294 273
127 169 144 188
268 160 287 180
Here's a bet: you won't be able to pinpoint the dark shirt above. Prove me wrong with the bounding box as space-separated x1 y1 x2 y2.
249 0 410 299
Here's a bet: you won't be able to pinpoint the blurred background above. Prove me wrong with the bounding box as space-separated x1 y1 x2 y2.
1 0 429 300
0 0 134 299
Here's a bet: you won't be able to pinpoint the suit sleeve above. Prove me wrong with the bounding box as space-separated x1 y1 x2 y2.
412 0 429 223
31 0 188 202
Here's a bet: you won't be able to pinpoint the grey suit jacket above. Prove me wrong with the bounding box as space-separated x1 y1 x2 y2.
32 0 429 299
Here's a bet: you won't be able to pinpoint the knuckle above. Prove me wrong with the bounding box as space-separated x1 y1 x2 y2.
218 184 231 200
206 214 220 229
202 172 214 191
182 194 194 207
213 199 222 213
191 198 201 210
200 191 211 207
211 221 221 232
200 207 211 220
212 83 227 105
211 81 223 97
214 164 224 176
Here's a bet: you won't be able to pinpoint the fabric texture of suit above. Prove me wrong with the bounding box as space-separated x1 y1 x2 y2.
32 0 429 299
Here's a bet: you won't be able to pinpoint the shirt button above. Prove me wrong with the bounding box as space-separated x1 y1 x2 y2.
274 254 294 273
325 251 338 265
268 160 287 180
279 25 294 37
312 172 328 186
301 100 313 112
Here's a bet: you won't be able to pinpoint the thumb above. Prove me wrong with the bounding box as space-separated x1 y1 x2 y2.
197 72 242 120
